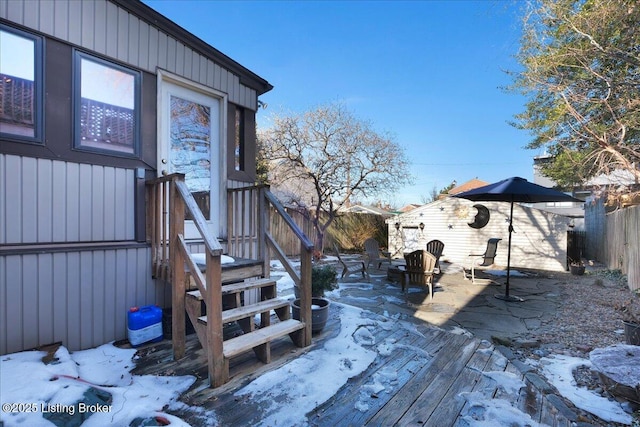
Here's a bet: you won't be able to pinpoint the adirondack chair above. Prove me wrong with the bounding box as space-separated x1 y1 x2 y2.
333 244 369 280
363 238 391 269
402 250 437 298
425 239 445 274
464 238 501 283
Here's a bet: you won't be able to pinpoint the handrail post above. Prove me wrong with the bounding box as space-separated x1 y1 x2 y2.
259 186 270 279
299 243 312 347
206 250 225 386
169 177 186 360
161 181 168 280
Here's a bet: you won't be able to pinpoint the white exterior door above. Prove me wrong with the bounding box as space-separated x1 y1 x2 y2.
158 73 225 238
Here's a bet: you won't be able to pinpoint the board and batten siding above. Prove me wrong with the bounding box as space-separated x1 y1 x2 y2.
389 198 571 272
0 154 135 244
0 247 167 355
0 154 158 354
0 0 258 109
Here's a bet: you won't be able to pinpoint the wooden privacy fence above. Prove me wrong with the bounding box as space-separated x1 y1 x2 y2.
271 207 314 255
585 199 639 291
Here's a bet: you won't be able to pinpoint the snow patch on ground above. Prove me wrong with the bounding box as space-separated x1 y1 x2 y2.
233 303 378 427
532 354 633 425
380 294 406 304
3 263 636 426
0 343 203 427
356 367 401 412
449 326 474 338
458 392 543 427
482 371 526 396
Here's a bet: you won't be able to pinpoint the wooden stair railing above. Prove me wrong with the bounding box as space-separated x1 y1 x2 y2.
264 189 314 347
147 176 314 387
228 185 315 347
147 174 225 385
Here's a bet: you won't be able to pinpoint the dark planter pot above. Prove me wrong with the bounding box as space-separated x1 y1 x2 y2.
623 321 640 346
291 298 330 333
570 265 585 275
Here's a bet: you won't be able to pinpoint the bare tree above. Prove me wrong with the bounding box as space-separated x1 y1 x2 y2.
510 0 640 188
260 102 413 252
422 186 439 204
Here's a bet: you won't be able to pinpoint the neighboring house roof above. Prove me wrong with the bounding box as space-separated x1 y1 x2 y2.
447 178 489 196
341 204 395 216
585 169 638 188
398 204 422 213
535 156 638 192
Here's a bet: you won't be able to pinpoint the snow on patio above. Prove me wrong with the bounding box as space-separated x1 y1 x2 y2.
529 354 633 425
0 260 635 426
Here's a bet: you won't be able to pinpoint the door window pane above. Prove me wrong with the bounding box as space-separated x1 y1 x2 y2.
0 26 42 141
170 95 211 220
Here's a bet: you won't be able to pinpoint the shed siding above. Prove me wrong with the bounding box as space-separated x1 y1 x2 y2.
1 0 256 108
1 155 135 245
389 198 571 272
0 247 165 354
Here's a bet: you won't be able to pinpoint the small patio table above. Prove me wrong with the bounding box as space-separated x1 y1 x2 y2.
387 265 405 283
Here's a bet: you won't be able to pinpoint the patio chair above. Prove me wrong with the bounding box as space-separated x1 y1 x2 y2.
464 238 501 284
401 250 437 298
425 239 445 274
333 244 369 280
363 238 391 269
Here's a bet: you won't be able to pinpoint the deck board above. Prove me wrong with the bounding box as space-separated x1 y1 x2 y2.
130 278 580 426
390 337 478 425
363 333 472 426
426 342 496 426
309 328 450 426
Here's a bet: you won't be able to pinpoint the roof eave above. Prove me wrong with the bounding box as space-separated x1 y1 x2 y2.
111 0 273 95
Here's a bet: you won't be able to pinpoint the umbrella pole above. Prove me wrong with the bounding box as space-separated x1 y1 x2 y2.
506 201 513 293
495 201 524 302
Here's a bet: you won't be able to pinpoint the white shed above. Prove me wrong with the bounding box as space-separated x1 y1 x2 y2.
386 197 573 272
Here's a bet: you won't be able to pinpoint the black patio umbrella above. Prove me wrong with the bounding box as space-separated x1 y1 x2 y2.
453 177 583 302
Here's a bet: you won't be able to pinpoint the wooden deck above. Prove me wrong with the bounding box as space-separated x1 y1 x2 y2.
132 301 577 426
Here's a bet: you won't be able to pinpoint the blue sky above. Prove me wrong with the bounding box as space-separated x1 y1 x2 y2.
144 0 534 207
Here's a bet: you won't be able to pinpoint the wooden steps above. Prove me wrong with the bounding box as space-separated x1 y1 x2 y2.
187 277 277 299
184 276 305 381
150 179 313 389
198 298 291 325
187 258 266 291
222 319 304 359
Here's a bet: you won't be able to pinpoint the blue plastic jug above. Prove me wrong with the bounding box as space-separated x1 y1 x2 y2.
127 305 163 347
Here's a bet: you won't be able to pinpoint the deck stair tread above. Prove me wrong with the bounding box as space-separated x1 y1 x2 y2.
186 278 276 300
193 257 264 282
221 278 276 295
198 298 290 324
222 319 304 359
